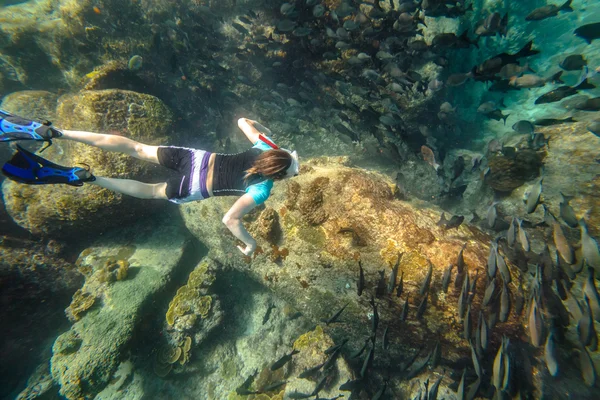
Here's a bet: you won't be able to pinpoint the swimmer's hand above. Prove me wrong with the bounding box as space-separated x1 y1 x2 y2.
237 241 257 256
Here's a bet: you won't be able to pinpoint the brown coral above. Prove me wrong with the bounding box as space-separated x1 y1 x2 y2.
298 177 330 225
66 289 96 321
256 208 282 244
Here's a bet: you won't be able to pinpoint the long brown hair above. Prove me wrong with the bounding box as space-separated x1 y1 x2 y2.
244 149 292 182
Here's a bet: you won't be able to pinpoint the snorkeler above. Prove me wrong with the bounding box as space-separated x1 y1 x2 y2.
0 109 299 256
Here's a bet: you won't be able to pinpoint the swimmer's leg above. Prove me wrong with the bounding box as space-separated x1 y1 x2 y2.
60 130 161 164
91 177 168 200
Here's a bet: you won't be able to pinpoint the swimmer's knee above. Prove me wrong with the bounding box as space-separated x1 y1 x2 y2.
152 182 168 200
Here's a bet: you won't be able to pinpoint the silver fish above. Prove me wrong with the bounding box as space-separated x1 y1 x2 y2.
464 304 472 340
496 249 511 284
480 310 489 350
441 264 453 293
457 368 466 400
500 280 511 322
388 252 402 294
416 295 428 319
525 177 543 214
559 192 578 227
517 218 530 252
492 337 506 390
420 260 433 295
579 346 597 387
544 332 559 376
400 296 409 321
584 267 600 323
553 221 573 264
487 242 497 278
487 203 497 228
430 341 441 368
507 217 517 248
483 278 497 307
528 296 543 347
580 219 600 272
470 339 482 378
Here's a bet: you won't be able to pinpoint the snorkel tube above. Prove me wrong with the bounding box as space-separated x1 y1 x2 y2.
258 133 299 177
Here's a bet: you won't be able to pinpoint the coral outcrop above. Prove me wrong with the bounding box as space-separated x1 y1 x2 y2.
50 222 190 400
181 158 517 370
1 89 173 239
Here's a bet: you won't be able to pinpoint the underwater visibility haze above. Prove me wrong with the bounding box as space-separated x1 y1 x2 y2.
1 0 600 399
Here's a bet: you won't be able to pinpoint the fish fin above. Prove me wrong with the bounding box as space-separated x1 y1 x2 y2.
575 78 596 91
437 212 448 226
550 71 564 84
562 0 573 12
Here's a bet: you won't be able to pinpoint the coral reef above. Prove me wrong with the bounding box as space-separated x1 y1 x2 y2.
50 222 190 400
1 89 173 239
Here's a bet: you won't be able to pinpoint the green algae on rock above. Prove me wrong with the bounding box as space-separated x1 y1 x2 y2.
50 223 190 400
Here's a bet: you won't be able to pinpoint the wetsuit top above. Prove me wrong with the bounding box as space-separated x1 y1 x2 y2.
211 137 275 205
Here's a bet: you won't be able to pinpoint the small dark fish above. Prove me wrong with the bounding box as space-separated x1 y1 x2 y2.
420 260 433 295
322 303 349 325
447 72 473 86
430 341 441 368
500 280 511 322
350 338 370 359
372 381 387 400
360 344 374 378
358 261 365 296
262 303 276 325
323 344 343 371
525 0 573 21
428 375 443 400
485 109 510 125
382 325 390 350
324 338 348 355
560 54 587 71
464 304 472 339
574 97 600 111
535 79 596 104
339 378 363 391
298 362 325 379
232 22 249 35
236 387 259 396
416 295 428 319
526 177 543 214
578 295 595 348
442 264 453 293
270 349 299 371
388 252 402 294
457 368 467 400
400 296 409 321
512 120 535 135
370 296 379 334
579 346 597 386
396 271 404 298
311 374 328 397
437 213 465 230
262 380 287 392
376 270 386 298
457 243 467 274
575 22 600 44
534 116 576 126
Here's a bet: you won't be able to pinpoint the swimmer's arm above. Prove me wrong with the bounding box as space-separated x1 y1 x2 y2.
222 194 258 255
237 118 272 144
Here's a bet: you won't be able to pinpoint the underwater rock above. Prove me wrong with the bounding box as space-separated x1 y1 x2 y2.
181 157 521 368
0 90 59 122
50 222 190 400
1 89 173 239
84 61 150 93
486 149 543 192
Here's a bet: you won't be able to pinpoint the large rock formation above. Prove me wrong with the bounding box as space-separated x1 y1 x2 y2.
181 159 509 360
49 220 192 400
1 89 173 238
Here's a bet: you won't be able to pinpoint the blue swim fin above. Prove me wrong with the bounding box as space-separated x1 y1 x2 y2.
0 109 62 146
2 145 95 186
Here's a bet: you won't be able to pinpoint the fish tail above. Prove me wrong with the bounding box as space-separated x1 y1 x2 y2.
437 212 448 226
550 71 564 84
502 114 510 126
562 0 574 12
575 78 596 91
